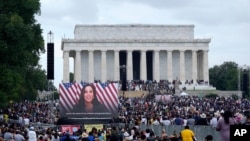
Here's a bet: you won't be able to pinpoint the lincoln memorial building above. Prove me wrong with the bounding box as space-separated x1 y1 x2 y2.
61 24 210 85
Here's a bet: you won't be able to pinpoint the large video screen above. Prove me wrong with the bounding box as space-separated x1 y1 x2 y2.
59 82 119 118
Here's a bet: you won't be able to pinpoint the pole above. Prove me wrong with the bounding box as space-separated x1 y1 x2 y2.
238 66 241 98
248 67 250 99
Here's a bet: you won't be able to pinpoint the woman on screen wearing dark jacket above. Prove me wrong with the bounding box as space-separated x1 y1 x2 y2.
73 83 108 114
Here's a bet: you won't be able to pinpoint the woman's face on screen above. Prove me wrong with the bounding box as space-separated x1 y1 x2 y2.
84 86 94 103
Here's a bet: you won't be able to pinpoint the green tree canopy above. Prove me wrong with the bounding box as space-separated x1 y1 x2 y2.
0 0 47 106
209 61 238 90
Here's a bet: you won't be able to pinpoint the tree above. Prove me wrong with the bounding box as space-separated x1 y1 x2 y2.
209 61 238 90
0 0 47 105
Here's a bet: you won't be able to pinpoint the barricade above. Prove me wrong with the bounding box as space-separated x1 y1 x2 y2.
8 119 220 141
105 123 220 141
139 124 220 141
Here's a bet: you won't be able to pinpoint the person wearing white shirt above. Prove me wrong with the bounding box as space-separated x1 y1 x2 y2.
141 116 147 124
18 116 23 126
145 129 151 138
152 118 160 125
162 116 171 126
210 112 220 128
183 118 188 126
28 127 37 141
123 131 132 141
23 116 30 127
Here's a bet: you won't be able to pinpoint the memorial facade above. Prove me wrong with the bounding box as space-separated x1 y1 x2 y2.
61 24 210 85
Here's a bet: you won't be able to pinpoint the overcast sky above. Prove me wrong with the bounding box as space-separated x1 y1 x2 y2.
36 0 250 88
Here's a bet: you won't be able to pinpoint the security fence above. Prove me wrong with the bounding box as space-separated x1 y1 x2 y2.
108 123 220 141
7 119 220 141
139 124 220 141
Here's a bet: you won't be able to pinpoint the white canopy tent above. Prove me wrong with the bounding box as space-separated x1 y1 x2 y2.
180 92 189 96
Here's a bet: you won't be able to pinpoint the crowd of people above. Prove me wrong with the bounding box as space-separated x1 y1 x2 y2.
1 80 250 141
110 79 209 93
116 93 250 126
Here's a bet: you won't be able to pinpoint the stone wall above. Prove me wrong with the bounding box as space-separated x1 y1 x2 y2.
74 24 194 40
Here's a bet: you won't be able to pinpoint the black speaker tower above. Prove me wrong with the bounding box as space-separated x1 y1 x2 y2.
47 43 54 80
121 65 127 91
122 77 127 91
243 73 248 92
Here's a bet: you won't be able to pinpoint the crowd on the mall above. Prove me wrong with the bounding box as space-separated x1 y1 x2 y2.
101 79 208 92
118 80 174 92
1 80 250 141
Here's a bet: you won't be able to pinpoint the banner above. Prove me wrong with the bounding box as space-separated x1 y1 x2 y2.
61 125 81 134
155 94 171 104
84 124 103 133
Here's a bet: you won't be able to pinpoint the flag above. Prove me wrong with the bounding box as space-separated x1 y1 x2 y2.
94 82 119 113
59 82 81 112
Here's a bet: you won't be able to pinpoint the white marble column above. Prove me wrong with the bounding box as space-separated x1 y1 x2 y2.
179 50 185 84
63 51 70 82
101 50 107 82
140 50 147 81
192 50 198 85
127 50 133 81
114 50 120 81
88 50 94 82
74 50 81 82
167 50 173 83
153 50 160 82
203 50 209 84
